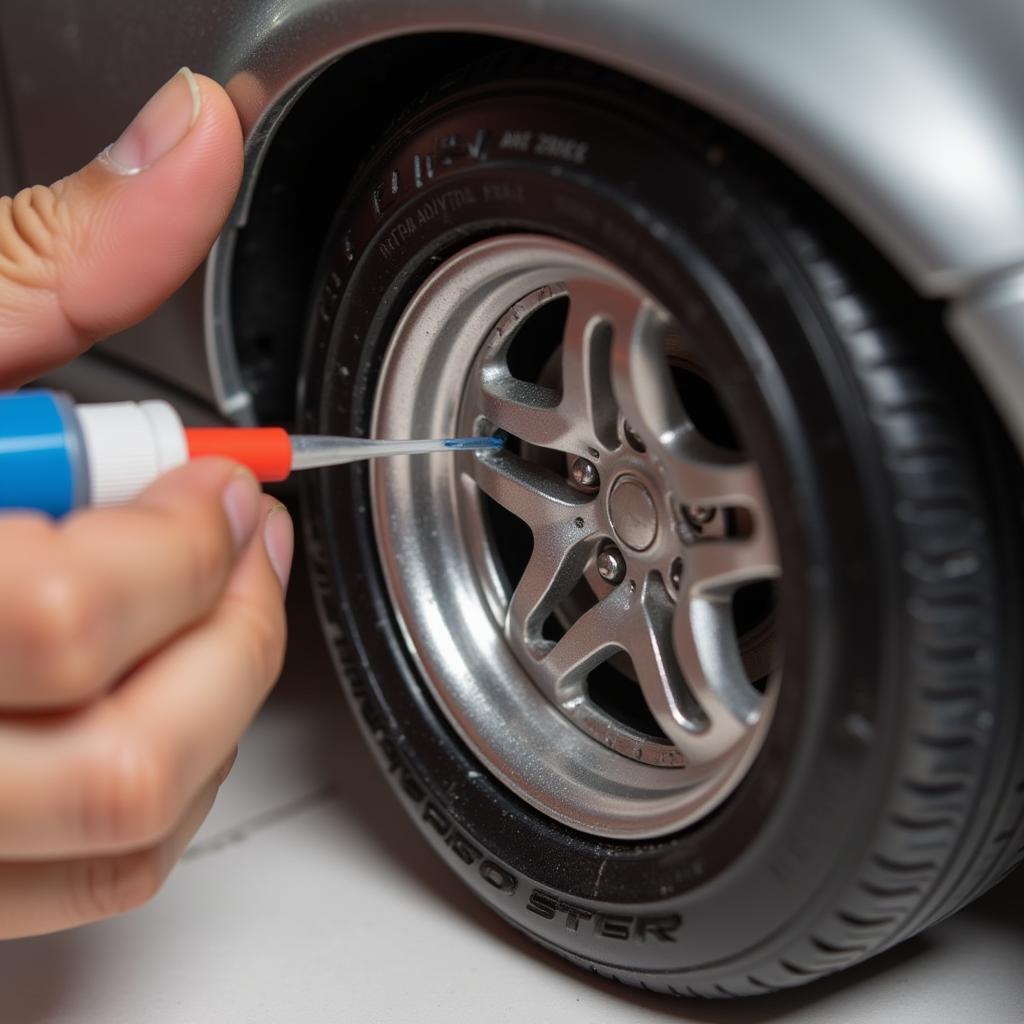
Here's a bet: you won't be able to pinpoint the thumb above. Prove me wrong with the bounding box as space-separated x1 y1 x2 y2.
0 68 243 386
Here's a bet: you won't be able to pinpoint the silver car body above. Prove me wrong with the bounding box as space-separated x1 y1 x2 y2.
4 0 1024 448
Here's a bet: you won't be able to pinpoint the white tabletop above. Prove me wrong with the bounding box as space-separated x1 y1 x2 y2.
3 554 1023 1024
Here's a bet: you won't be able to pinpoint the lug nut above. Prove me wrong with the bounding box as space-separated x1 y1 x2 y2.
597 546 626 585
684 504 716 526
669 556 684 590
570 457 599 489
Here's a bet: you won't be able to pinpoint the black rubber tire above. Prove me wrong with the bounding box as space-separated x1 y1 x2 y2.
298 54 1024 997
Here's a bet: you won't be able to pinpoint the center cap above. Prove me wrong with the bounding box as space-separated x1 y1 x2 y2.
608 476 658 551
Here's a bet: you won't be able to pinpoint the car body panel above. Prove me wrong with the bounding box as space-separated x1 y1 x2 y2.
3 1 1024 443
952 269 1024 454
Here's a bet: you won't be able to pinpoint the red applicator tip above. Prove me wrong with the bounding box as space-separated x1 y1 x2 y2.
185 427 293 483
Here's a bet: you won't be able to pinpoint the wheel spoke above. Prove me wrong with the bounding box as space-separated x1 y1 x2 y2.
617 576 746 766
480 278 630 456
534 586 630 703
559 279 620 450
684 529 780 596
661 594 760 763
654 527 777 747
468 449 590 530
670 440 768 512
609 298 683 457
506 517 601 655
479 373 575 450
608 300 771 520
627 581 699 741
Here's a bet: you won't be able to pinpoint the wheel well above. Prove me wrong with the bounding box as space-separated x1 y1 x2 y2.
228 33 516 424
227 32 956 430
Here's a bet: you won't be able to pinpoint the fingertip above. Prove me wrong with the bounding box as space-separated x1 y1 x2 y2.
56 69 244 339
192 72 243 129
221 468 262 553
218 495 292 631
262 501 294 593
97 69 242 184
187 72 245 188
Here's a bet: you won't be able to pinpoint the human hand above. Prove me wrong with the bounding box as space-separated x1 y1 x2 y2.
0 69 293 938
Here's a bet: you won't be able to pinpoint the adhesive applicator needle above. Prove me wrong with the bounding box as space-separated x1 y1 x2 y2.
184 427 506 482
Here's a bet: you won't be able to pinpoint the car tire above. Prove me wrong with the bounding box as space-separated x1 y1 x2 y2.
298 55 1024 996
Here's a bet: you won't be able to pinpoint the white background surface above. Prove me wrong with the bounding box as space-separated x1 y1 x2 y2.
3 551 1023 1024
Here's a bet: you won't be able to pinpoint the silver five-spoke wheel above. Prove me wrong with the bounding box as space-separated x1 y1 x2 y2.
372 235 781 838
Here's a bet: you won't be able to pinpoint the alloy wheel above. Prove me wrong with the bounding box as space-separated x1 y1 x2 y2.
371 235 782 838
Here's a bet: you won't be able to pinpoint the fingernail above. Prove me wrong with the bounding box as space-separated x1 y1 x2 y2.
221 469 261 553
100 67 201 175
264 504 294 592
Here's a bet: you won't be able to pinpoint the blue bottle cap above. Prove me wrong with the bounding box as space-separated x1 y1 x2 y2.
0 390 85 517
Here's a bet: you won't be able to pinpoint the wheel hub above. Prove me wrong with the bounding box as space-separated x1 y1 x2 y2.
608 475 658 551
369 235 782 838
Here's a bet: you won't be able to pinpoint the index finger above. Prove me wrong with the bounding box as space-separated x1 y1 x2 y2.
0 458 260 709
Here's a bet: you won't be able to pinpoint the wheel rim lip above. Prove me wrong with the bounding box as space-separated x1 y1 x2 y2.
369 234 779 839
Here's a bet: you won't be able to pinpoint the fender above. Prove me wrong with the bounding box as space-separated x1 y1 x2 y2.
194 0 1024 293
208 0 1024 446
